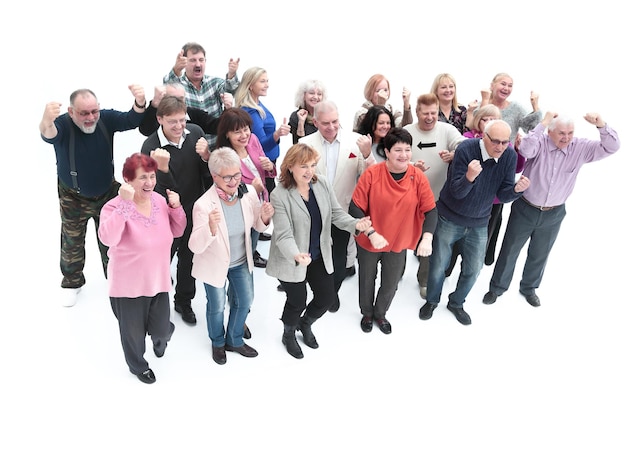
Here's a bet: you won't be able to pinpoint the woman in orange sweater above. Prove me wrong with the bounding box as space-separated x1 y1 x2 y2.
350 128 437 334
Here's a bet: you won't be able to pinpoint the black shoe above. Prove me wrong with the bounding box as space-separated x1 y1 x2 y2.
447 305 471 325
175 304 197 325
419 302 437 320
277 283 285 292
282 326 304 359
375 317 392 334
136 369 156 384
327 300 340 313
253 251 267 268
243 323 252 339
258 232 272 241
520 291 541 307
297 316 319 349
225 343 259 357
345 265 356 277
360 315 373 333
212 346 227 365
482 291 499 305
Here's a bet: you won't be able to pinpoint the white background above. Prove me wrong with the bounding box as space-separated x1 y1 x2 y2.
3 1 625 460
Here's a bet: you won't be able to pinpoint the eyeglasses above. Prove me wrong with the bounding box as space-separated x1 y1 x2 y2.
217 172 242 183
75 109 100 117
485 132 509 147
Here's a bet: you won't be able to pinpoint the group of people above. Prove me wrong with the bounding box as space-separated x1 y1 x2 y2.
40 42 621 383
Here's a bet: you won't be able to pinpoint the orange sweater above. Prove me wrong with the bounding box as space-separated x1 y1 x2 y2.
352 163 435 253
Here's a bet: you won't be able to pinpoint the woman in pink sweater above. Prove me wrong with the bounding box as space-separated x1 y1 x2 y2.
99 153 186 384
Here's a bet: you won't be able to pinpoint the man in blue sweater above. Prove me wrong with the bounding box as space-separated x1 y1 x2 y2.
419 120 530 325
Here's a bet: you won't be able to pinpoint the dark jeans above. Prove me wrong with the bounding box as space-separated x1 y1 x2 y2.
171 217 196 307
357 245 406 319
279 258 335 327
58 179 120 288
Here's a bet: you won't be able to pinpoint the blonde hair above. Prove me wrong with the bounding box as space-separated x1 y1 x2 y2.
235 67 267 119
471 104 501 132
431 73 460 112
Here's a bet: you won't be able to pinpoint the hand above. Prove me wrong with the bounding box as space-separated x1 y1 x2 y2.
251 177 265 195
416 233 433 257
467 99 479 111
151 85 166 107
480 88 491 105
541 111 558 127
294 253 312 266
196 137 210 160
260 201 274 222
166 189 181 208
221 92 234 109
128 84 146 107
150 148 171 172
174 50 187 76
402 86 411 109
466 159 482 182
227 57 240 79
275 118 290 139
208 207 221 236
514 132 523 150
118 183 135 201
414 160 430 172
439 150 454 163
259 156 274 171
530 91 540 112
514 175 530 193
43 102 62 125
297 108 308 123
375 88 389 105
584 112 605 128
355 217 372 232
368 231 389 250
356 134 373 157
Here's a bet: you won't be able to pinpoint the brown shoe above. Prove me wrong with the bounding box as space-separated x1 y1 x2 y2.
225 343 258 357
212 346 227 365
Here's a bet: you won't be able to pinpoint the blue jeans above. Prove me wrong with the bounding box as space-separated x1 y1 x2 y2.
203 263 253 347
427 215 487 308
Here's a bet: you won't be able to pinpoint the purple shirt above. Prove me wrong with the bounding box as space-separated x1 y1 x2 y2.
519 122 620 207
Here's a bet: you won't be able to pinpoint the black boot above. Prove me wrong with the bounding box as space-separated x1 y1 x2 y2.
282 325 303 359
297 315 319 349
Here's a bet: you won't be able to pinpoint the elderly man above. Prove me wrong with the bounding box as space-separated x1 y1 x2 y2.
403 93 467 298
141 96 209 326
40 85 147 307
483 112 620 307
299 100 375 312
419 120 530 325
163 42 239 149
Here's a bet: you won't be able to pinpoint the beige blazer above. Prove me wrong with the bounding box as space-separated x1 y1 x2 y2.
299 129 375 211
265 175 357 283
188 184 268 287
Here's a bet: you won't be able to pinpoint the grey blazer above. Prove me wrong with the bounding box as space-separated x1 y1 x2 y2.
266 175 357 283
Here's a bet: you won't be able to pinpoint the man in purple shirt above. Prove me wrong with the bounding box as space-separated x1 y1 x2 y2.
483 111 620 307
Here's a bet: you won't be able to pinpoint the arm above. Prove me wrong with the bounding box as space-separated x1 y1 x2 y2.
40 102 61 139
188 197 218 254
97 198 132 248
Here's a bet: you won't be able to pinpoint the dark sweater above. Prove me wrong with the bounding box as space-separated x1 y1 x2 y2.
438 138 522 228
141 123 208 212
139 103 220 138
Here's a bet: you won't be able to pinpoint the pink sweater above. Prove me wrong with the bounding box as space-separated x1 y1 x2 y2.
98 193 187 298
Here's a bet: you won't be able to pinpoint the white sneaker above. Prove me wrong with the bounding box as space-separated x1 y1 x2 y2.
61 287 81 307
419 285 427 300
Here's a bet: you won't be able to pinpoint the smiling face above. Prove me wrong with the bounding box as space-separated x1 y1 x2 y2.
158 110 187 143
127 167 156 201
304 88 323 111
548 121 575 150
185 50 206 84
373 112 392 142
436 78 455 105
250 72 269 99
491 76 513 103
213 165 242 196
69 93 100 134
291 160 317 189
373 80 390 105
314 108 340 143
385 141 412 173
416 103 439 131
227 125 251 151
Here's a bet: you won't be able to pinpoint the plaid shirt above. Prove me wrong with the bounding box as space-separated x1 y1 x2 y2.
163 69 239 147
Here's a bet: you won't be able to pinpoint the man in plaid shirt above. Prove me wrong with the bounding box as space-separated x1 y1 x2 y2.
163 42 240 149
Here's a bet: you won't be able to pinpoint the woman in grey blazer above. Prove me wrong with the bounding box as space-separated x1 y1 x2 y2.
266 144 370 359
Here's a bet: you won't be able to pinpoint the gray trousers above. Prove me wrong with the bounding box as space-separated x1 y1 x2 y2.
357 246 406 319
110 292 174 375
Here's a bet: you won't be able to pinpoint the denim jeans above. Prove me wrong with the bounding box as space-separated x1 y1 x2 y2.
203 263 253 347
427 215 487 308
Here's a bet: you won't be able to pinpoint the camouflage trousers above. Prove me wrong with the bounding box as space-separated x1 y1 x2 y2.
58 179 120 288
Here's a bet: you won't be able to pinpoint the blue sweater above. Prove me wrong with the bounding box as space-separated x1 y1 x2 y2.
438 138 522 228
243 101 280 162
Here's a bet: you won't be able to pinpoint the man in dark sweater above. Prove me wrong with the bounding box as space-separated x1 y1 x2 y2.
419 120 530 325
141 96 209 325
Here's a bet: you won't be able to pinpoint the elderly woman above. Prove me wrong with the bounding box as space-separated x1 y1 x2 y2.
288 79 327 144
350 128 437 334
266 144 371 359
98 153 186 384
188 147 274 365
